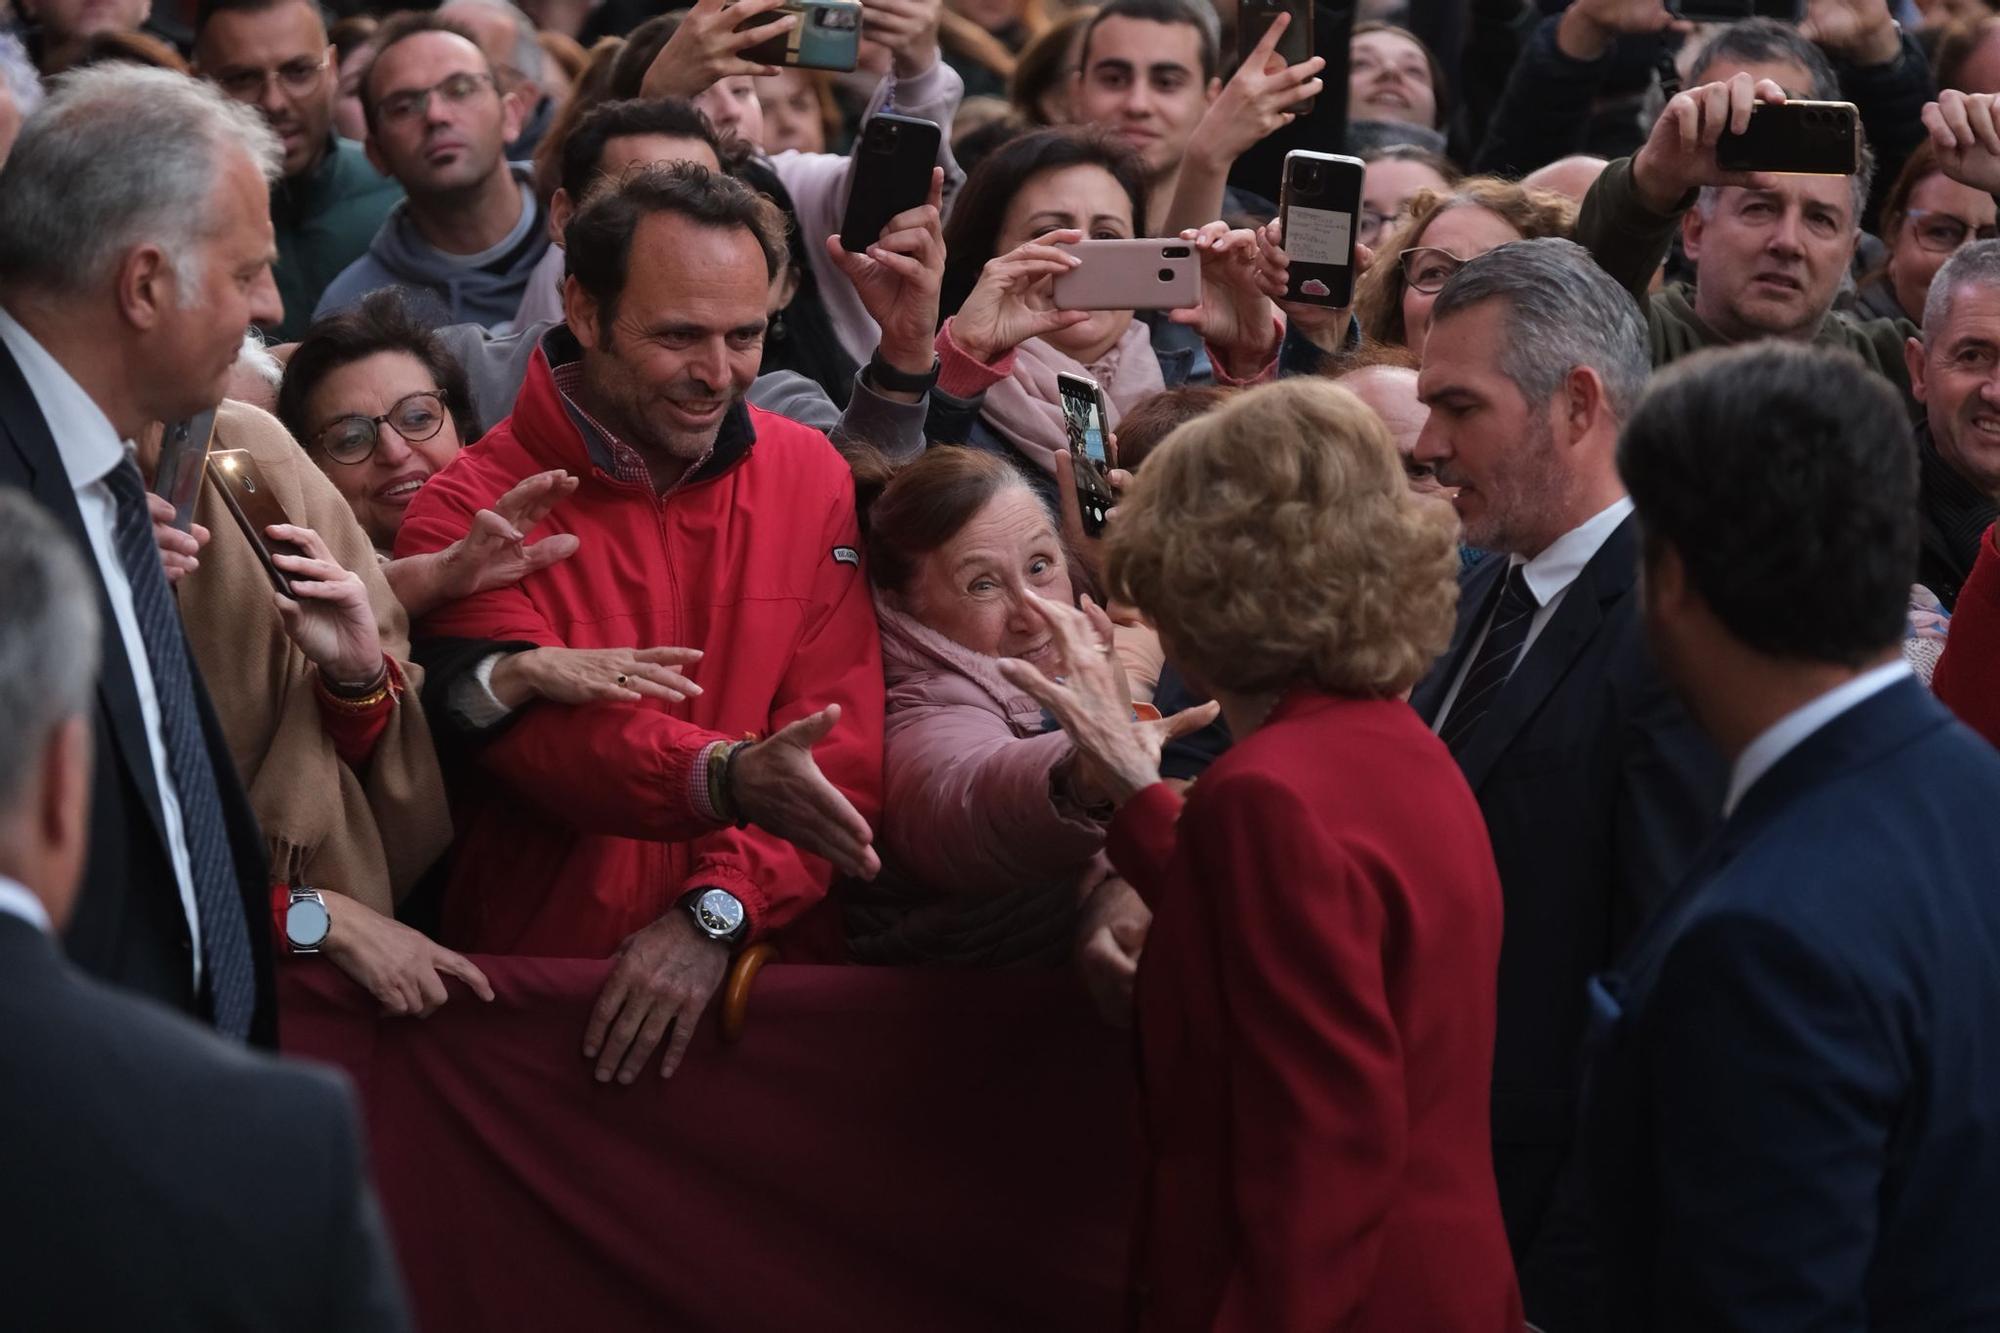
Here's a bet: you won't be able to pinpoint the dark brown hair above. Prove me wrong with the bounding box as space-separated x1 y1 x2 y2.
358 12 486 131
533 35 626 203
852 446 1052 595
1010 6 1094 125
278 288 482 450
1113 385 1233 473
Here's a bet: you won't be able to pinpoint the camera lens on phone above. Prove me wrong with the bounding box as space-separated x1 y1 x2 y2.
1157 268 1174 282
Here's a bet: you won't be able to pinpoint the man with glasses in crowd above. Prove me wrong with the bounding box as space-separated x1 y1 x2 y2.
195 0 402 341
314 12 547 330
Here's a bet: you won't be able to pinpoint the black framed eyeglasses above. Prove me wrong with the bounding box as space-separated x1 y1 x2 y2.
1905 208 2000 255
315 391 448 464
1399 246 1469 294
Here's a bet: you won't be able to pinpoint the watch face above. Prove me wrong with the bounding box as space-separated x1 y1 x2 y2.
286 898 330 948
695 889 745 937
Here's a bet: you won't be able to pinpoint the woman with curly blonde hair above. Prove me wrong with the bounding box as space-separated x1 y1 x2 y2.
1002 376 1522 1331
1354 176 1575 355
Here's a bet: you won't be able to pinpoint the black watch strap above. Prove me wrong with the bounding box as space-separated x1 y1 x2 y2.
865 352 941 395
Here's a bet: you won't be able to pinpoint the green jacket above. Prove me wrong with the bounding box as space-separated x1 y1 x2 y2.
265 136 402 342
1576 156 1915 402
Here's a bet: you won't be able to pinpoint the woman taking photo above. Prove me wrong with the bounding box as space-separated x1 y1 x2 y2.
931 127 1283 490
1001 377 1522 1330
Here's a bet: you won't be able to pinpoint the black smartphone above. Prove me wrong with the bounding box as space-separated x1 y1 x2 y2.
1666 0 1803 20
1280 150 1365 307
1057 372 1117 539
1715 100 1861 176
1236 0 1315 113
838 114 941 253
152 409 217 534
207 448 307 597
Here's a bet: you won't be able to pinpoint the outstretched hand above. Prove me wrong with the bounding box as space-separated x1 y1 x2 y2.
443 469 582 601
730 704 881 880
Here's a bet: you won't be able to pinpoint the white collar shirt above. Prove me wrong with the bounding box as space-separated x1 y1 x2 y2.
1724 660 1912 817
0 873 52 936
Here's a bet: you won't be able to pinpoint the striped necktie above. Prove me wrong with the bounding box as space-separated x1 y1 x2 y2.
1439 563 1539 758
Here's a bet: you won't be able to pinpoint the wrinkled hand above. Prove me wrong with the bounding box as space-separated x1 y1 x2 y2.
642 0 794 98
1555 0 1687 61
1630 74 1787 214
147 491 209 586
269 524 383 685
1256 217 1369 354
1801 0 1901 65
731 704 881 879
321 894 494 1018
1053 445 1132 586
951 228 1092 363
1193 14 1325 164
827 168 946 379
583 911 729 1083
863 0 941 76
998 593 1221 806
1075 870 1150 1028
438 470 582 602
509 645 706 706
1924 91 2000 194
1171 222 1282 380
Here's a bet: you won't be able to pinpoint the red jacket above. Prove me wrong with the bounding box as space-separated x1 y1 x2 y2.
1935 522 2000 748
1106 690 1523 1333
395 336 884 956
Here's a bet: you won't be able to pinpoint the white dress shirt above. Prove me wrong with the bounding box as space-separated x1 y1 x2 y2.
0 306 203 983
1723 660 1912 816
0 873 52 935
1432 496 1637 733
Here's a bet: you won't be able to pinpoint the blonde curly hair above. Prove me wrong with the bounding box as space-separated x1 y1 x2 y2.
1353 177 1578 349
1104 378 1462 699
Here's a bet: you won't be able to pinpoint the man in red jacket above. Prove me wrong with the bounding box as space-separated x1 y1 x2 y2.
396 164 887 1085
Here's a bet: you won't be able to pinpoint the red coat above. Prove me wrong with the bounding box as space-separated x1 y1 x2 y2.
1106 690 1523 1332
395 339 884 956
1934 522 2000 748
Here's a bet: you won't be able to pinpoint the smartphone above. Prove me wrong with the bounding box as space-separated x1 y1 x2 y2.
152 409 217 534
1665 0 1803 20
207 449 307 597
738 0 862 70
1058 374 1118 539
1280 150 1364 307
1236 0 1314 114
1051 239 1201 311
1715 100 1861 176
839 113 942 252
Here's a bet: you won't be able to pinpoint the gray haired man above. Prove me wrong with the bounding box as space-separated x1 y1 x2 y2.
0 64 283 1042
0 492 412 1330
1906 237 2000 610
1409 237 1727 1329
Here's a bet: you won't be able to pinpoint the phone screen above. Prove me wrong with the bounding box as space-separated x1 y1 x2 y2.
1287 204 1354 292
1061 382 1109 466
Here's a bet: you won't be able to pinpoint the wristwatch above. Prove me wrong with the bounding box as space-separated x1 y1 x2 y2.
681 886 748 945
285 887 331 955
864 351 941 396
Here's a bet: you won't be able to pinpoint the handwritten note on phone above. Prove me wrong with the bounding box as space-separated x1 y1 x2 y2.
1286 204 1353 267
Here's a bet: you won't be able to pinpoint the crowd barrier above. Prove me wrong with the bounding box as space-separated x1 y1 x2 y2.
281 957 1142 1331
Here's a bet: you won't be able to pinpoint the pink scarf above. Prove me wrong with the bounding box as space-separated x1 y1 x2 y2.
979 320 1165 480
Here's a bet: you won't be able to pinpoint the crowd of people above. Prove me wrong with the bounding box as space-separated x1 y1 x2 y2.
3 0 2000 1325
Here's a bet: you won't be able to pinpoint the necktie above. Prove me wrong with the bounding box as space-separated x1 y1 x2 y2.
1438 563 1538 757
103 455 256 1038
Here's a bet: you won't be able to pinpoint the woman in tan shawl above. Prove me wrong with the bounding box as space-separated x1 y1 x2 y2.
144 390 489 1017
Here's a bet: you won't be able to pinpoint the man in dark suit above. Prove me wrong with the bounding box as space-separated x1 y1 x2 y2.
1411 237 1727 1326
0 491 412 1330
0 64 283 1041
1587 341 2000 1328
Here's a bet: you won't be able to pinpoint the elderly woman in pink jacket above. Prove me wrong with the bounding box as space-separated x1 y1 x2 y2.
844 447 1213 1015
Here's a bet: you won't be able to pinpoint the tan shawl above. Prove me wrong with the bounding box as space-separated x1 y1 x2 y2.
173 401 451 913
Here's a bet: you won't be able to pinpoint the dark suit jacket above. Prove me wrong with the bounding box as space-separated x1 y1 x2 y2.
1584 679 2000 1330
1106 691 1523 1332
1408 516 1726 1324
0 340 276 1044
0 914 409 1329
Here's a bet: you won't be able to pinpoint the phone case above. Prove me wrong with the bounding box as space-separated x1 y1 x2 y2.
1051 240 1201 311
738 0 862 70
1665 0 1803 21
152 409 217 534
1236 0 1315 113
1280 151 1364 307
208 449 307 596
1715 100 1860 176
838 114 942 252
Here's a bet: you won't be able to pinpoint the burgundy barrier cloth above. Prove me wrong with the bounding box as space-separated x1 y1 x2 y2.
280 959 1141 1332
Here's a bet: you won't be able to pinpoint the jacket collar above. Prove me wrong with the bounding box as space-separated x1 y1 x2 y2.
875 592 1048 732
1917 419 2000 585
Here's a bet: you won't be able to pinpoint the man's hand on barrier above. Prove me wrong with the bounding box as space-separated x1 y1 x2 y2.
585 911 730 1083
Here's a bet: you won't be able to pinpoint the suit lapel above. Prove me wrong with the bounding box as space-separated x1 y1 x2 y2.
1454 517 1639 792
1411 553 1504 723
0 342 173 851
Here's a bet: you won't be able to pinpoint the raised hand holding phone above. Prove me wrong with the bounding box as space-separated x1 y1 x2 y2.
1629 72 1788 213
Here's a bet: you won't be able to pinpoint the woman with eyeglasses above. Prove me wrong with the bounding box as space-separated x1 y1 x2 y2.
1855 140 2000 324
1356 144 1459 253
1351 177 1576 355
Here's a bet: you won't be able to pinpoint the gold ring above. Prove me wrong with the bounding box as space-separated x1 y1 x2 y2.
616 674 628 685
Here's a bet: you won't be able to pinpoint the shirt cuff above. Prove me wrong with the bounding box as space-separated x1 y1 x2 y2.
688 739 733 827
1207 314 1286 386
449 651 519 731
936 318 1015 399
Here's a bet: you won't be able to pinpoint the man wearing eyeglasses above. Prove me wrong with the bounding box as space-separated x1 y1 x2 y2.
196 0 403 343
312 12 546 333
